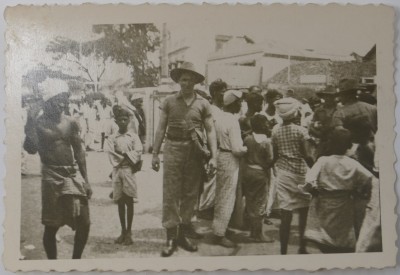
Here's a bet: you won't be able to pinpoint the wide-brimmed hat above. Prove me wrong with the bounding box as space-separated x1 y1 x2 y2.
338 79 363 94
170 62 205 84
316 85 337 97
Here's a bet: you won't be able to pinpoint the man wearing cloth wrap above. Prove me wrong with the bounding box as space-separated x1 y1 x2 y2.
152 62 217 257
24 78 92 259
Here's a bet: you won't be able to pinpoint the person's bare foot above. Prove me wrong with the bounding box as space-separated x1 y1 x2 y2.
251 233 274 243
115 231 125 244
123 231 133 245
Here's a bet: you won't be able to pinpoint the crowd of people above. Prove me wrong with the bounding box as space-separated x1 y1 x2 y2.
23 60 381 259
151 61 380 257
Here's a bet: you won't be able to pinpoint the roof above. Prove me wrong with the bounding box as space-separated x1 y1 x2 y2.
208 39 354 62
363 44 376 62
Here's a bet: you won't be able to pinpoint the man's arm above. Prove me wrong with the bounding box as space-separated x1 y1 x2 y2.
331 109 345 130
151 110 168 171
204 115 218 172
300 138 315 168
272 138 278 165
70 119 92 198
23 105 41 154
24 118 39 154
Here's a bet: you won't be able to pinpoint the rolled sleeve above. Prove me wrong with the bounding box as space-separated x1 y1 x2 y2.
159 97 170 113
201 100 213 119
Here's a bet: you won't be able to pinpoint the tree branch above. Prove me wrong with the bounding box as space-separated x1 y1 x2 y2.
65 58 94 82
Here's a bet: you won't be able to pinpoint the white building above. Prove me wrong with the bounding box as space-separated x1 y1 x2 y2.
207 37 354 89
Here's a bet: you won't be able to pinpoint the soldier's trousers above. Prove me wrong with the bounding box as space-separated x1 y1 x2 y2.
162 139 203 229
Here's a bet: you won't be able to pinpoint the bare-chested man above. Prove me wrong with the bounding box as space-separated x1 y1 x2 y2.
23 79 92 259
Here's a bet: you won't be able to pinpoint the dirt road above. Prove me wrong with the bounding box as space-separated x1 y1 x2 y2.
20 151 319 260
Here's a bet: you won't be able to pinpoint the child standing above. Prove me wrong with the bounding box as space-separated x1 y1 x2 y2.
272 97 314 254
242 114 274 242
301 128 375 253
105 105 143 245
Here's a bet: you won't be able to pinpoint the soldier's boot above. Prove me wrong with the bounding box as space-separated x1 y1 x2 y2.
161 227 178 257
180 223 203 239
177 224 198 252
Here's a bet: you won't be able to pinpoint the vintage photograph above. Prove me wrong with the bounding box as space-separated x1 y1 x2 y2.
3 3 396 272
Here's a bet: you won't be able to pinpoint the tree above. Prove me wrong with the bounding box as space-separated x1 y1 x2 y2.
46 36 109 92
22 63 87 96
92 24 161 88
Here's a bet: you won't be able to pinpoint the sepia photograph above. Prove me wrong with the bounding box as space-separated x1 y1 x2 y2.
3 3 397 272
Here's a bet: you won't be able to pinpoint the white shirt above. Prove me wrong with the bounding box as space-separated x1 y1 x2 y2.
215 111 247 156
98 105 113 120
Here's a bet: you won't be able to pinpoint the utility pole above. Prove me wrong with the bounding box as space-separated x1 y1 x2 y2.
287 55 291 84
160 23 169 79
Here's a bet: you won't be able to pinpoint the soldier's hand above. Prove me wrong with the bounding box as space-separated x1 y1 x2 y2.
84 182 93 199
208 158 217 175
152 155 160 172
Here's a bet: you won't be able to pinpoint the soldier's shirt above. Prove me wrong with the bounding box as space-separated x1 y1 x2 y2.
160 91 212 139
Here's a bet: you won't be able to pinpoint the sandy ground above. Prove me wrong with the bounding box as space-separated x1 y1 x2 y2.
20 150 320 260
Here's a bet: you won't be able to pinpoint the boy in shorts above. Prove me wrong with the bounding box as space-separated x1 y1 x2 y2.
105 105 143 245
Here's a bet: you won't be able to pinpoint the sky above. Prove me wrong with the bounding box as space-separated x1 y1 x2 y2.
163 4 378 57
6 4 380 91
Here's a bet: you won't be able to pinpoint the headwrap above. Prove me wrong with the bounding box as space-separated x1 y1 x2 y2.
39 78 69 102
223 90 242 106
274 97 301 121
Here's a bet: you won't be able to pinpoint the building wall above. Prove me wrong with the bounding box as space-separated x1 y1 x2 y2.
260 56 301 81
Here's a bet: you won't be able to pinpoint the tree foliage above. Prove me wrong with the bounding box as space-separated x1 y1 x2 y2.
92 24 161 88
22 63 86 95
46 36 108 88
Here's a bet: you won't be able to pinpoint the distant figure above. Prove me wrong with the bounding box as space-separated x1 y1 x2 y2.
332 79 377 172
242 114 274 243
130 94 146 145
239 92 263 139
309 86 338 157
301 128 377 253
23 79 92 259
82 98 97 151
260 89 283 136
248 85 262 94
197 79 228 220
97 98 113 151
105 105 143 246
272 97 314 255
260 89 283 224
212 90 247 248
